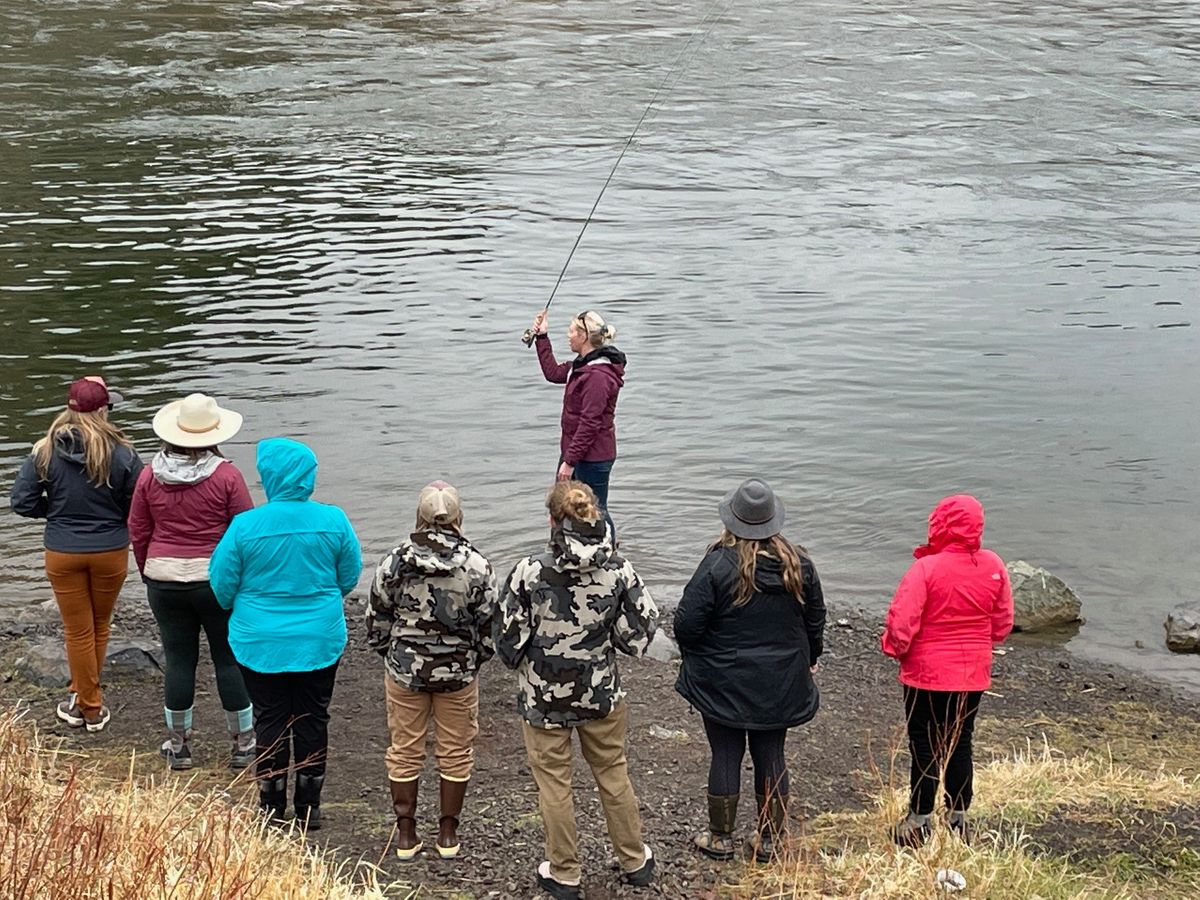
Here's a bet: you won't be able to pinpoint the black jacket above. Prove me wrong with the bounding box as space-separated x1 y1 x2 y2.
673 545 826 730
10 432 143 553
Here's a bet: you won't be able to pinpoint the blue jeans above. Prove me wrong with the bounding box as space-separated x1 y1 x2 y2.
566 458 615 540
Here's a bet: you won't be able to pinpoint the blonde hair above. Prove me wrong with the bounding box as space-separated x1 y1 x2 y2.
575 310 617 349
714 529 807 607
546 480 600 525
34 409 134 487
415 511 463 535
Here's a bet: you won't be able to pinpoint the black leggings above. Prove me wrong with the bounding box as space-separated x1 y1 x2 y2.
703 717 789 797
904 687 982 815
146 579 250 713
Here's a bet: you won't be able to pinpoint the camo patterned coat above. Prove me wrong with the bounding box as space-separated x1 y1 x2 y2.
366 528 498 692
496 519 657 729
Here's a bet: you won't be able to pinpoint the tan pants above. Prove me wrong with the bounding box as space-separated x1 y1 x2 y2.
45 548 129 715
384 675 479 782
522 702 646 884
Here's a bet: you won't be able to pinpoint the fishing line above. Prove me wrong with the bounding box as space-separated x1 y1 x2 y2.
522 0 731 345
891 9 1200 125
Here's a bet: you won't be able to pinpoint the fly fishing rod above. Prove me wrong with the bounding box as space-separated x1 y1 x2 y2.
522 1 729 346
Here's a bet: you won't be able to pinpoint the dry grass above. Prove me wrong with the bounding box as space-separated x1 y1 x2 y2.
730 737 1200 899
0 711 399 899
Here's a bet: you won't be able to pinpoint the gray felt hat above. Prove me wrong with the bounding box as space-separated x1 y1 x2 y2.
718 478 785 540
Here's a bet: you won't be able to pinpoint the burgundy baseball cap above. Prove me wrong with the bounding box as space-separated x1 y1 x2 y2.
67 376 123 413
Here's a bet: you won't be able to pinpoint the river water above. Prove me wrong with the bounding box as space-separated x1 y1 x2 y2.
1 1 1197 687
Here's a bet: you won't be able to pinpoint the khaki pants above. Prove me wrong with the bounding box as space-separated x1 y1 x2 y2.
45 548 129 715
522 703 646 884
384 675 479 782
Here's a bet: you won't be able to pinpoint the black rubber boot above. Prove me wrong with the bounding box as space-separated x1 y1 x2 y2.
258 776 288 825
294 773 325 831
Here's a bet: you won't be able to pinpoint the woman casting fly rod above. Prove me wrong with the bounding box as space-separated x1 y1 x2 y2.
528 309 625 538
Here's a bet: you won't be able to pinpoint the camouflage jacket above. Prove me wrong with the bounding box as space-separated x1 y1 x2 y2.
496 519 657 728
366 528 497 692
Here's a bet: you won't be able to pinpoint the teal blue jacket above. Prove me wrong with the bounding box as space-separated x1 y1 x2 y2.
210 438 362 673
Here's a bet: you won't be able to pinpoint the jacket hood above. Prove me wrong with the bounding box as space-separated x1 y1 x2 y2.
398 528 472 575
53 431 88 465
574 346 626 387
548 517 614 571
257 437 317 502
914 494 984 559
151 449 225 486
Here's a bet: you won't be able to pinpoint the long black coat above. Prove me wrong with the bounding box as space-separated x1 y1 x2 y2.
673 545 825 730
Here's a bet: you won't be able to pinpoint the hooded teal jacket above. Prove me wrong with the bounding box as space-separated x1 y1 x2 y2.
210 438 363 673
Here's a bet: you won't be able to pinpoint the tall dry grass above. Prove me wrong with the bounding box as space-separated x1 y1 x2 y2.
0 711 392 899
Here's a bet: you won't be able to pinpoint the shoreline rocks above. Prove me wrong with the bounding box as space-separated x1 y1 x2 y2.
1008 560 1083 633
1165 606 1200 654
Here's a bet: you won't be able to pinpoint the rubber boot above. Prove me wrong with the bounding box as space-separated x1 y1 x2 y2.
694 793 739 860
390 779 422 860
294 773 325 831
258 775 288 825
225 706 256 770
750 793 788 862
160 707 193 771
436 777 468 859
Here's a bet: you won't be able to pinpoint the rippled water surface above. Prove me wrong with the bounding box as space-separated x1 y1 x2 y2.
2 1 1198 686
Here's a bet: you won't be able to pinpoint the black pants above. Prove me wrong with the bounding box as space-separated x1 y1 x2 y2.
904 686 982 815
703 717 789 797
146 579 250 713
239 660 340 780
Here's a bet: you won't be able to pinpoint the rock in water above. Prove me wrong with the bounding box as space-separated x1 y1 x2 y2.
1164 607 1200 653
1007 561 1082 631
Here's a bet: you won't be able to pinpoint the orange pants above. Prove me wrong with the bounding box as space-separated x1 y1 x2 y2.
45 548 129 715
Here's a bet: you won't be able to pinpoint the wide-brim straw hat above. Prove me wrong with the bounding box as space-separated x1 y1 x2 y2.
718 477 786 540
152 393 244 448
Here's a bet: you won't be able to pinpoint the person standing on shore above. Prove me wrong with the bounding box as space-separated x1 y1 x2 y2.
527 309 625 537
496 481 657 899
674 478 826 863
127 393 256 771
209 437 362 830
10 376 142 733
881 494 1013 847
366 480 497 862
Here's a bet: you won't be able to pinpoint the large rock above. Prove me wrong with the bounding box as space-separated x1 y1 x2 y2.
1007 561 1082 632
646 632 681 663
1165 607 1200 653
10 636 163 687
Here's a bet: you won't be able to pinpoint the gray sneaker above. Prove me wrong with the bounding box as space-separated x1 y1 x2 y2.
56 693 84 728
161 739 194 770
84 706 111 733
230 742 257 770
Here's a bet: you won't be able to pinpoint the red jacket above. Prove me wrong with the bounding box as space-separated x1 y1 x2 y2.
128 459 254 574
535 337 626 465
881 495 1014 691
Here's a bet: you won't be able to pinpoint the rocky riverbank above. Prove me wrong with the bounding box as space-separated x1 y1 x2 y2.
2 601 1198 899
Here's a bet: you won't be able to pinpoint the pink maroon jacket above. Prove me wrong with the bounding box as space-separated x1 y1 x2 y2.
881 495 1014 692
128 459 254 574
534 335 626 466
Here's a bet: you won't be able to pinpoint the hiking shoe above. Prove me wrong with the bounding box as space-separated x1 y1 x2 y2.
160 739 194 771
694 830 737 861
56 694 84 728
535 861 581 900
891 813 931 849
948 812 972 844
620 844 655 886
84 706 111 733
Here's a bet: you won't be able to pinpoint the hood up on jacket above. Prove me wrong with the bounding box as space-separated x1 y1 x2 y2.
913 494 984 559
548 516 614 571
257 437 316 502
573 345 627 387
398 528 473 576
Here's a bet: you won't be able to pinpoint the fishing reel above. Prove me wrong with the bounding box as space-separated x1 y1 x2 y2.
521 327 538 347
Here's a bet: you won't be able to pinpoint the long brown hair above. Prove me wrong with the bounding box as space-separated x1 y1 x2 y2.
33 409 134 487
714 529 807 607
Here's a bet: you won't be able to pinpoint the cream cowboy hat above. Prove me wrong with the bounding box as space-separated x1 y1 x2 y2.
152 393 244 448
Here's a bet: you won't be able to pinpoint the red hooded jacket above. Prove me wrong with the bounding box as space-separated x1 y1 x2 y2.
535 336 626 465
881 495 1014 691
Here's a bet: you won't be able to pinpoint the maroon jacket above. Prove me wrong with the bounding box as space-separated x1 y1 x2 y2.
535 336 626 465
128 458 254 574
